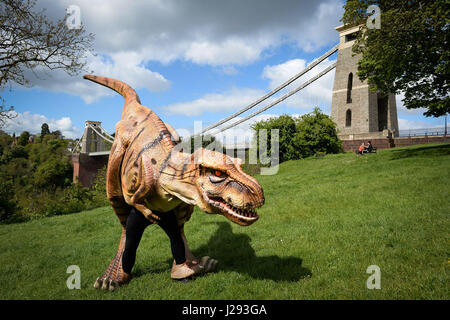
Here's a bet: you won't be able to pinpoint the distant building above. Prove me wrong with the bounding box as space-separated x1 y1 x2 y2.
331 24 399 146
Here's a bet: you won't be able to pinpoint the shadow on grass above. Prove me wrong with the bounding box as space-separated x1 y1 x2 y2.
189 222 312 282
131 222 311 282
388 143 450 160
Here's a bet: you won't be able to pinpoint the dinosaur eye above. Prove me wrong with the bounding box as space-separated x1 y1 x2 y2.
208 168 224 177
208 169 227 183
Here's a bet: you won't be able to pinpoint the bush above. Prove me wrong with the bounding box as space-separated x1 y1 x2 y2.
294 107 343 157
33 156 72 189
0 128 107 224
251 108 343 163
90 165 109 207
0 178 17 223
16 183 94 219
252 115 299 164
179 134 224 154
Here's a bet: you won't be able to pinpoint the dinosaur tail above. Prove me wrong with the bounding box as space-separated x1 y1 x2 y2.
83 74 141 104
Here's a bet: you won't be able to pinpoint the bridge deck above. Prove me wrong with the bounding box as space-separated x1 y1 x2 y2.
88 151 111 156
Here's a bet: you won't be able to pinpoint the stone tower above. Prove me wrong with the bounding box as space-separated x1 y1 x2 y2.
81 120 105 153
331 25 399 143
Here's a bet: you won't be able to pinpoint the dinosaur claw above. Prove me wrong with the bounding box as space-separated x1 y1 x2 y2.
206 259 215 272
93 277 101 289
199 256 210 268
198 256 218 273
108 280 118 291
101 279 109 290
210 259 218 271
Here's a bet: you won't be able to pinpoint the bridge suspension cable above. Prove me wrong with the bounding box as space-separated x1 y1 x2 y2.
96 124 115 141
200 43 339 135
208 61 337 135
87 123 114 144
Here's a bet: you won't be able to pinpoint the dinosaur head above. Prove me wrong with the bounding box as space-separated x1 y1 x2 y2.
192 148 264 226
164 148 264 226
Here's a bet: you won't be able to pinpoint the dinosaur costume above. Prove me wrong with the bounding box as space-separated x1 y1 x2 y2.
83 75 265 290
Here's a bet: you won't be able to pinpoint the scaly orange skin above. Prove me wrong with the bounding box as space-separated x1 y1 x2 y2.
84 75 265 290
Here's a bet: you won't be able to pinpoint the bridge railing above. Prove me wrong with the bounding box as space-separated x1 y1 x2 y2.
398 127 447 137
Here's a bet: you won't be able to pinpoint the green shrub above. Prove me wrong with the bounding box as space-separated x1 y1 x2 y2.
251 108 343 163
89 165 109 208
294 107 343 157
179 134 224 154
33 156 72 189
0 178 17 223
252 114 299 163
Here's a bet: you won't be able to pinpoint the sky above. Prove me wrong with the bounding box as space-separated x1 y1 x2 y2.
2 0 446 144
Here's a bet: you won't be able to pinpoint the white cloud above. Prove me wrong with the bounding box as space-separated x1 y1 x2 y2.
15 0 344 103
37 0 343 67
21 52 171 103
263 59 307 89
163 87 265 116
262 57 336 111
164 55 336 117
185 38 265 66
219 65 239 76
293 0 345 52
3 112 81 139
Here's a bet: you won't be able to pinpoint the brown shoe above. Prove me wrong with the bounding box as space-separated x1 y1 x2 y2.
171 260 202 279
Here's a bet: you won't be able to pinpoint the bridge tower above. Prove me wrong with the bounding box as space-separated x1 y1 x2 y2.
72 120 110 187
331 25 399 150
81 120 105 153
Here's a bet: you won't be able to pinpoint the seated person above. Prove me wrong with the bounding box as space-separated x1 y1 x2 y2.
365 141 374 153
358 142 365 155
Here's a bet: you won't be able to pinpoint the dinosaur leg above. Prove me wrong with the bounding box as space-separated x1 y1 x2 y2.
93 228 131 291
122 207 152 276
173 205 199 265
181 227 218 274
173 204 218 274
157 211 203 280
106 136 131 227
181 228 198 264
94 207 154 291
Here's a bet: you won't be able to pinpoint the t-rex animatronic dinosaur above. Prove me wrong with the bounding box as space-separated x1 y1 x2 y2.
83 75 265 290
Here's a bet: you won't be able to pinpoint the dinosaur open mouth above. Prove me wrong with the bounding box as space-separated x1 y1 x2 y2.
207 196 259 225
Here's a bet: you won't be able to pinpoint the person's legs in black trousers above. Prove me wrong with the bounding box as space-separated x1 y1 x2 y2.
122 207 186 275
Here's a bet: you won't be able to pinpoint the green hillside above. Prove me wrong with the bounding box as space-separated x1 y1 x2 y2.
0 143 449 299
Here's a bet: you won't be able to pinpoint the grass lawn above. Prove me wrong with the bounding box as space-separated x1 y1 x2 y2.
0 143 449 299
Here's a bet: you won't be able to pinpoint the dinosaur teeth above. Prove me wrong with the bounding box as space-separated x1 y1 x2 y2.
207 196 258 221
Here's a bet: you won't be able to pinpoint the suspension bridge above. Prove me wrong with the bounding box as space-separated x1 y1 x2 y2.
71 43 339 186
70 26 449 187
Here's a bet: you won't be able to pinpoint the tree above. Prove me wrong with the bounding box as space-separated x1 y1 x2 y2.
294 108 343 157
179 134 224 154
40 123 50 141
0 97 16 129
251 109 343 163
33 156 72 189
342 0 449 117
17 130 30 146
0 0 95 125
51 130 63 139
0 175 17 223
252 115 299 163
